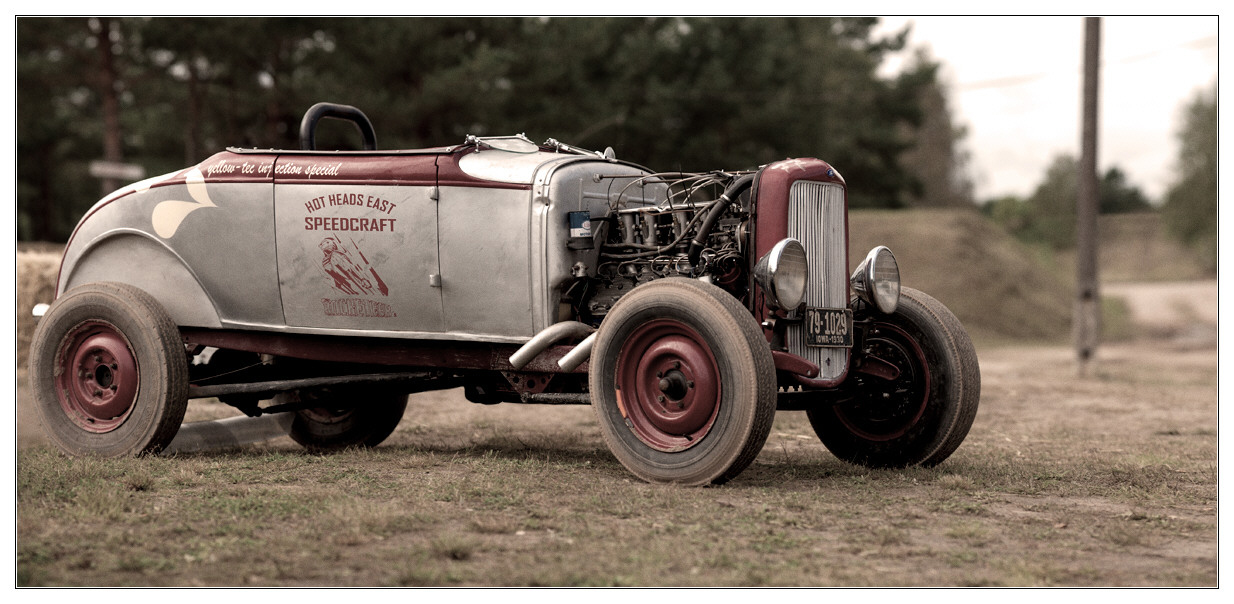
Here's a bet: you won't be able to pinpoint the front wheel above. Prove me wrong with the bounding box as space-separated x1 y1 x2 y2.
589 278 777 485
807 287 980 468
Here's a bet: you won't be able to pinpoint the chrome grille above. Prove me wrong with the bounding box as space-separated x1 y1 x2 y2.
785 180 849 381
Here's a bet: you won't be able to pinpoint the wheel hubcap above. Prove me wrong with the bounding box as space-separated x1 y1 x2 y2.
55 321 139 433
300 406 354 425
616 319 721 452
295 389 356 425
839 323 929 441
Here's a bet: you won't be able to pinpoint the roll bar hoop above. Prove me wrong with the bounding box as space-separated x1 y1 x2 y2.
299 102 378 151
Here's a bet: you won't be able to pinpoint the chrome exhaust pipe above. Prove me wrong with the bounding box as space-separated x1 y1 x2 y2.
557 332 596 372
508 321 595 370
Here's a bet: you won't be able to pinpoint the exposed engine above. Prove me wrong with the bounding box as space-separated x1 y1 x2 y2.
570 171 753 323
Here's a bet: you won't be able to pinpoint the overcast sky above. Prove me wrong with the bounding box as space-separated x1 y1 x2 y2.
873 16 1218 203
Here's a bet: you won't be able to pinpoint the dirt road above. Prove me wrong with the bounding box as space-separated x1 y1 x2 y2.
1104 279 1218 345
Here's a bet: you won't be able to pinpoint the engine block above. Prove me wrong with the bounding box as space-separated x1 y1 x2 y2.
579 172 750 320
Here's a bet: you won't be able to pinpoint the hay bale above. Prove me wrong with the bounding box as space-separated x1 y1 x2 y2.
17 250 62 369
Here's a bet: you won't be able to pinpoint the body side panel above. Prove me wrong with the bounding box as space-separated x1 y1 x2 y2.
437 186 535 337
273 154 444 332
60 154 282 327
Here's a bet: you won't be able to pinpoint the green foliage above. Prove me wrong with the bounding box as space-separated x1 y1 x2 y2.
1161 83 1218 271
1025 154 1081 249
981 195 1032 234
1100 168 1152 214
980 155 1075 249
16 18 107 241
982 155 1154 249
899 50 974 207
17 17 958 241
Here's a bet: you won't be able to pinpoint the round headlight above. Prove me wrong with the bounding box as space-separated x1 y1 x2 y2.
851 246 900 314
754 238 809 310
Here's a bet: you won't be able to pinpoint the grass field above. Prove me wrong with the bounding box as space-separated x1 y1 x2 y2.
15 340 1218 586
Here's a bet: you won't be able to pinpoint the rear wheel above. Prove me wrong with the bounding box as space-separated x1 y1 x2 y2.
280 387 408 452
29 282 189 457
807 287 980 468
590 278 776 485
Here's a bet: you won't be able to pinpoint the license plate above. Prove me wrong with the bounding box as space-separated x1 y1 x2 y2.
804 307 853 347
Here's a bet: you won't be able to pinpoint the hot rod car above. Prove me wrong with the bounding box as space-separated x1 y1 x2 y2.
30 103 979 485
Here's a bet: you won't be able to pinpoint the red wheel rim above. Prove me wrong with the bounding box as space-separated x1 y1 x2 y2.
54 320 139 433
837 323 930 441
615 319 721 452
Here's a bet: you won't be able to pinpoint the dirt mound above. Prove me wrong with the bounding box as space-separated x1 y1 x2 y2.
849 209 1072 344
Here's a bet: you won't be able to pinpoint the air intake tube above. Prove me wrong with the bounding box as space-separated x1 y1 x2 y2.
687 173 755 269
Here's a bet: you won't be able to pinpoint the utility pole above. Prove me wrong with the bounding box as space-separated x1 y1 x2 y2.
1075 17 1101 376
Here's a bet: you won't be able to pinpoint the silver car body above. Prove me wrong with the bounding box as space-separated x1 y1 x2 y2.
58 145 658 345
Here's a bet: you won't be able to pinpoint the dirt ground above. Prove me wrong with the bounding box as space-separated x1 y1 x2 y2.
15 280 1220 585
